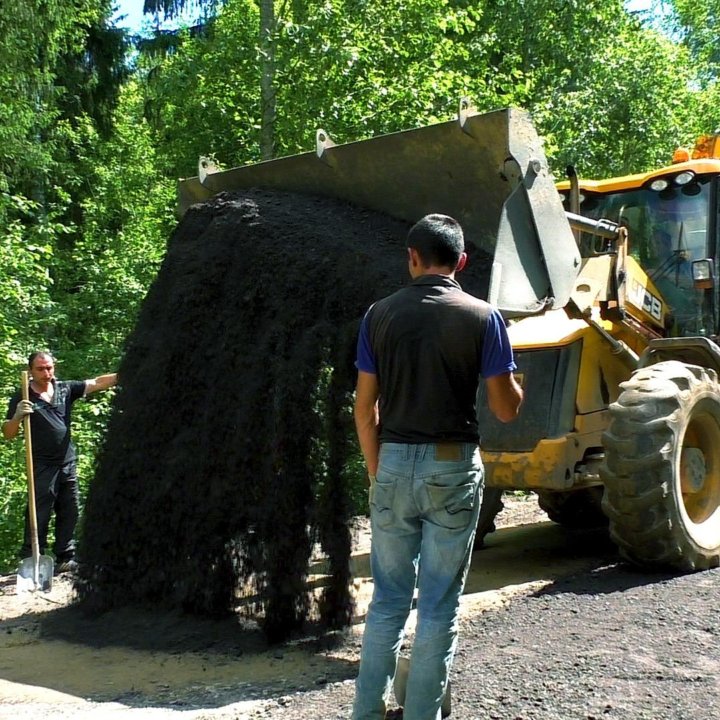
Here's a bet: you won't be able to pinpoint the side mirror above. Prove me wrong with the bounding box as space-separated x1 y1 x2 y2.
692 259 715 290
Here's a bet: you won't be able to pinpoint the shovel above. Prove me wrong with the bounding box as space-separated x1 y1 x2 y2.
17 370 54 593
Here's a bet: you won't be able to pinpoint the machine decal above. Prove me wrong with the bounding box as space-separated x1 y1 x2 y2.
628 278 663 321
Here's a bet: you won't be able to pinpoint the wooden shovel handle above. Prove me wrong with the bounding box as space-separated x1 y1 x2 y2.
21 371 40 560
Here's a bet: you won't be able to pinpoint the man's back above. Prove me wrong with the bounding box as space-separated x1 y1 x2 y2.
364 275 494 444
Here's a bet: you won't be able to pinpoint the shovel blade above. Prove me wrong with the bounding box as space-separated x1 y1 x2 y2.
16 555 54 593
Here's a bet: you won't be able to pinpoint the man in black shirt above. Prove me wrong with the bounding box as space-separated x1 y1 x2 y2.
352 214 523 720
3 351 117 573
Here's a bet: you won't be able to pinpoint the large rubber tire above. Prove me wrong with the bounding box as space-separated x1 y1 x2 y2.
472 487 504 550
537 487 608 529
601 360 720 571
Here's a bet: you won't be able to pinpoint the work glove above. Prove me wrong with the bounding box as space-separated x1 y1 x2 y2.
12 400 34 422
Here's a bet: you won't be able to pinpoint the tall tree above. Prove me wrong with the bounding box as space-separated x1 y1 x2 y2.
259 0 277 159
669 1 720 81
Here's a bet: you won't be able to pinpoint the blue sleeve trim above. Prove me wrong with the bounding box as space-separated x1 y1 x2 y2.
481 309 517 378
355 310 376 374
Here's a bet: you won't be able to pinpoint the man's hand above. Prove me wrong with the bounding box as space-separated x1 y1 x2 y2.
12 400 34 422
354 371 380 478
486 372 523 423
3 400 33 439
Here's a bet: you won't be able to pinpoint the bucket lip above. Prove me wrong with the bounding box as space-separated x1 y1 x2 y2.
177 106 580 317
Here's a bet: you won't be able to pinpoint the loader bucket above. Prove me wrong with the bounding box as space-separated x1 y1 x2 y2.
177 106 580 316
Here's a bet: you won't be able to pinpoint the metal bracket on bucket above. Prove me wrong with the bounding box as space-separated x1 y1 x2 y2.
316 129 336 167
458 96 477 135
198 156 220 187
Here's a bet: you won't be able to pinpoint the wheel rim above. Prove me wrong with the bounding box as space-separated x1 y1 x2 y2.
677 398 720 548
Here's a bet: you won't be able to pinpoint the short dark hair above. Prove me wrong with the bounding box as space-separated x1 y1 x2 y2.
28 351 54 368
407 214 464 268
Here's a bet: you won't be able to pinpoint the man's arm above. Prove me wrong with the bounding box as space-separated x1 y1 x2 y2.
85 373 118 394
2 418 20 440
2 399 33 440
485 372 523 423
354 370 380 481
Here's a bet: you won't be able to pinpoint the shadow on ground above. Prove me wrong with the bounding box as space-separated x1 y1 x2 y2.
535 561 681 598
0 518 632 712
0 578 358 710
463 521 619 596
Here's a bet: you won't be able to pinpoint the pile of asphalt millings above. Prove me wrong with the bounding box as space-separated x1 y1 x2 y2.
76 189 492 642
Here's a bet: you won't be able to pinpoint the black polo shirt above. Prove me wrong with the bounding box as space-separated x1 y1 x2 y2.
6 380 86 464
360 275 505 444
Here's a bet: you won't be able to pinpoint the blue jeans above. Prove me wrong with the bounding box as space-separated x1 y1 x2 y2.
352 442 483 720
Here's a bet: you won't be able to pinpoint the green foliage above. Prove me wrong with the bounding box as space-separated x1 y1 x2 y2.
670 0 720 81
47 81 176 373
270 0 495 147
0 442 28 572
139 0 503 176
662 1 720 134
0 1 172 571
532 18 700 176
0 0 117 199
54 22 130 139
140 1 261 178
3 0 720 572
455 0 701 177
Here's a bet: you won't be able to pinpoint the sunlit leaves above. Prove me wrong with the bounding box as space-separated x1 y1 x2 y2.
135 0 709 185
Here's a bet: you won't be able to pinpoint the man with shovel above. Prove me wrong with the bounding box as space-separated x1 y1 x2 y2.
2 351 117 574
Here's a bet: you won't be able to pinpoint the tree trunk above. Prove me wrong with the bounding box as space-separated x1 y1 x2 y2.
259 0 276 160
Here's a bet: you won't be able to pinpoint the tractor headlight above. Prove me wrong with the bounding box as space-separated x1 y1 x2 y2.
692 259 715 289
649 178 669 191
674 170 696 186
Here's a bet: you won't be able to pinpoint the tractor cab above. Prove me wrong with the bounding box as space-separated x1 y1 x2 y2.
558 139 720 338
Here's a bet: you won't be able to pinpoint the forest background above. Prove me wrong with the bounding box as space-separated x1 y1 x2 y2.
0 0 718 572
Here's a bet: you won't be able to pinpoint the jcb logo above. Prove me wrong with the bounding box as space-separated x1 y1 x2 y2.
642 290 663 321
629 279 663 322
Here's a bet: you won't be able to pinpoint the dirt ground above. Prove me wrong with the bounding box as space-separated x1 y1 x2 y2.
0 495 552 719
6 494 718 720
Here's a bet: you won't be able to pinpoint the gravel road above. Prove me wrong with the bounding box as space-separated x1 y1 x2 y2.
3 498 720 720
250 536 720 720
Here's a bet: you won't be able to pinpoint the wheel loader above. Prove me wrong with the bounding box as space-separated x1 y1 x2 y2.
178 102 720 572
477 128 720 571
